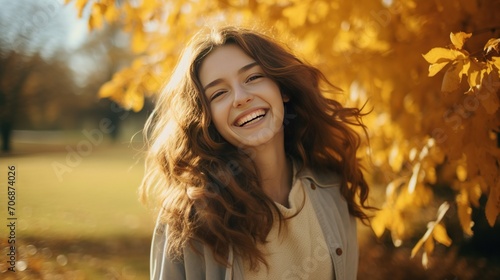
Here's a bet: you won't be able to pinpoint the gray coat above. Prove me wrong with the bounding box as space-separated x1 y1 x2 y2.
150 167 359 280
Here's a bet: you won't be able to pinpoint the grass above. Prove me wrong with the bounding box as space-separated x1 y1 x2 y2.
0 140 154 279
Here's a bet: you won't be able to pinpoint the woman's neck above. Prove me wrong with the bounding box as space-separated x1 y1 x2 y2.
249 134 293 207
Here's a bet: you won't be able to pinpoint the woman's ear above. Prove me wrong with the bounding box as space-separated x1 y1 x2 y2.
282 93 290 102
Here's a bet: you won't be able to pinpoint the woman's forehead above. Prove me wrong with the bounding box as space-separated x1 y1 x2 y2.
198 45 257 85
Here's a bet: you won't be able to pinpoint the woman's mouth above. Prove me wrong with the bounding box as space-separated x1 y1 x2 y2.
235 109 267 127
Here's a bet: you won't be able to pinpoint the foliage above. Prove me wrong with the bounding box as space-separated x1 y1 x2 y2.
68 0 500 267
421 30 500 230
0 52 79 129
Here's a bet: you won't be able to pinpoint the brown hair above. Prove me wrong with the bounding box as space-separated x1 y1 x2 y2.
140 26 371 270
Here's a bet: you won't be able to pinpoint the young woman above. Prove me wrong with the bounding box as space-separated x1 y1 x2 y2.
141 26 371 280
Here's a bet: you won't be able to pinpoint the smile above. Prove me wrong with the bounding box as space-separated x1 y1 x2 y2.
235 109 267 127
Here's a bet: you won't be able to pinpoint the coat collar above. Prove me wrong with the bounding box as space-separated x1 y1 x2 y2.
292 159 341 188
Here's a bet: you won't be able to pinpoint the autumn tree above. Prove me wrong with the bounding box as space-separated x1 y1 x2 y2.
70 0 500 267
0 0 143 151
0 0 80 151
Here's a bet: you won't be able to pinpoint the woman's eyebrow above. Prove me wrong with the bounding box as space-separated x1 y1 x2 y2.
238 61 259 74
203 61 259 92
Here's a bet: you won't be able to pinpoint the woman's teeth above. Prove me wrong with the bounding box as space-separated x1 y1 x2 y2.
236 109 266 127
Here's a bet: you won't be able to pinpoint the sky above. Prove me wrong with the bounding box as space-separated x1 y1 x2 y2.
0 0 88 60
0 0 118 88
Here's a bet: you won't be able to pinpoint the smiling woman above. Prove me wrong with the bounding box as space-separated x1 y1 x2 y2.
199 44 286 149
140 26 372 280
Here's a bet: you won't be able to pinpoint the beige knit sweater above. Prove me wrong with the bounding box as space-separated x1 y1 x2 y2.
243 175 334 280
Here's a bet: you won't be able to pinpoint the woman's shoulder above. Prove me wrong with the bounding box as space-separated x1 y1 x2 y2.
295 163 341 188
151 215 228 279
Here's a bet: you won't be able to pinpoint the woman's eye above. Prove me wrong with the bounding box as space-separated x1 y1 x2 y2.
211 90 226 101
246 74 263 83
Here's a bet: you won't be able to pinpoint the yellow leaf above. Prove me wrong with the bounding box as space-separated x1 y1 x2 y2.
132 26 147 53
432 223 452 247
456 165 467 182
407 162 421 194
484 38 500 54
456 190 473 235
390 212 406 245
468 181 483 208
411 222 434 258
123 83 144 112
467 59 486 88
450 32 472 50
411 202 451 260
98 81 117 98
476 176 488 199
424 236 435 255
441 61 463 92
105 3 120 22
93 2 107 14
491 57 500 71
75 0 88 18
485 180 500 227
460 59 470 77
131 92 144 112
428 61 450 77
411 238 424 258
422 47 466 64
88 4 104 30
371 208 388 237
389 144 404 172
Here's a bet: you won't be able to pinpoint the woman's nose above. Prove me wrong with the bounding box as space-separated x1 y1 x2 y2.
232 85 253 107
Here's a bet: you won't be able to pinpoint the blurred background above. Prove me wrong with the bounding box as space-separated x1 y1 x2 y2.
0 0 154 279
1 0 500 279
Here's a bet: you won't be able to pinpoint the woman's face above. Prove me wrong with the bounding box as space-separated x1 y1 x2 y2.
198 44 288 148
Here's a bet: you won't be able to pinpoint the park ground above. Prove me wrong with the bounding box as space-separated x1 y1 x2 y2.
0 136 499 279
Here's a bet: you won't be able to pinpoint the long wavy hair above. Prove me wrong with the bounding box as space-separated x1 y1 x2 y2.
140 26 371 270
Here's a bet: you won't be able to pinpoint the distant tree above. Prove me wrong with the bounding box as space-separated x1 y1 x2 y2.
0 49 85 151
0 0 138 151
0 0 78 151
0 52 34 151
